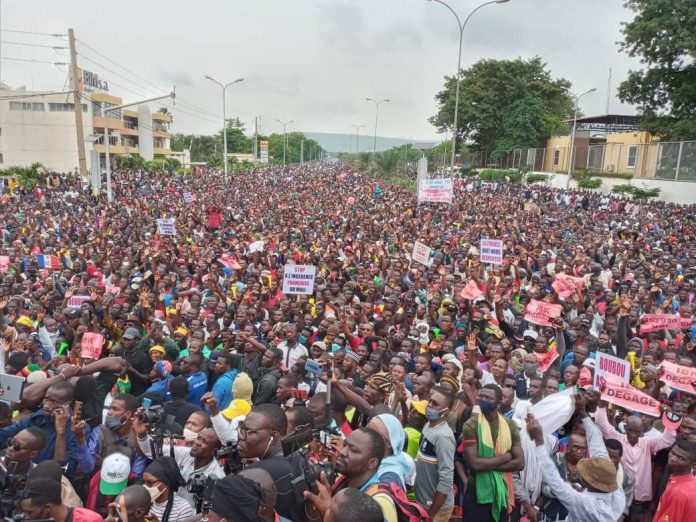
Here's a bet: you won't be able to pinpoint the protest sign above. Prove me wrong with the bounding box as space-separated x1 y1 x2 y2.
659 361 696 395
249 240 265 253
156 218 176 236
282 265 316 295
601 374 661 417
411 241 431 266
67 295 91 308
552 274 585 299
461 280 483 300
479 239 503 265
640 314 681 332
183 191 196 203
537 347 559 374
417 178 453 204
0 256 9 272
219 254 242 270
681 317 693 329
594 352 631 388
80 332 104 360
524 299 562 327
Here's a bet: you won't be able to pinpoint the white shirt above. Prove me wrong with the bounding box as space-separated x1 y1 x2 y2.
211 412 245 446
276 341 308 369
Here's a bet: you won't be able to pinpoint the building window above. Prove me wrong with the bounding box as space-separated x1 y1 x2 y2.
627 145 638 168
92 102 102 117
553 149 560 166
9 102 22 111
33 103 45 111
0 153 3 164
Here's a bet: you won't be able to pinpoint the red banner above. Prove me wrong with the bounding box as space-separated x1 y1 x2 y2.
524 299 562 327
640 314 681 332
659 361 696 395
461 280 483 300
601 374 661 416
552 274 585 299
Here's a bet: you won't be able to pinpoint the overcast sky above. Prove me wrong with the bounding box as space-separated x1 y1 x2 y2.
2 0 639 140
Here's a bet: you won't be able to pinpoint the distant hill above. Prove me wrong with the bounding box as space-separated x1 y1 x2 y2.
303 132 433 153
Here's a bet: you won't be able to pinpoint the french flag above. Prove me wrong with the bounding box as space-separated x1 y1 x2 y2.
37 255 61 270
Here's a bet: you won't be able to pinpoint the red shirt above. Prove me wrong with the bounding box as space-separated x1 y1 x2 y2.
654 473 696 522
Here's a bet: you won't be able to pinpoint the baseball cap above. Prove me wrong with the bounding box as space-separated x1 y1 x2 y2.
311 341 327 351
100 452 130 495
122 327 140 340
412 400 428 416
523 329 539 341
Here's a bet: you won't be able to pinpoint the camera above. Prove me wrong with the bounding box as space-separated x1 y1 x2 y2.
137 405 167 425
187 472 216 514
0 463 27 519
302 461 337 495
215 442 242 474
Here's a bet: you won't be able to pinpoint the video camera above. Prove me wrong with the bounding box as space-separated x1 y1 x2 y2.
137 404 167 426
187 472 216 514
0 462 27 519
138 402 172 458
215 442 242 475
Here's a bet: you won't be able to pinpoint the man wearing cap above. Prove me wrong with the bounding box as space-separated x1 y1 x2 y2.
119 327 152 396
526 410 625 522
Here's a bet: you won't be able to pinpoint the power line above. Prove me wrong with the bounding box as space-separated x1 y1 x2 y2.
1 40 67 50
2 29 66 37
0 90 71 99
1 56 67 65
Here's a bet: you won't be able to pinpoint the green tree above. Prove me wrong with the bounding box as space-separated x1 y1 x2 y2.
217 118 252 154
368 150 400 178
618 0 696 140
430 57 573 153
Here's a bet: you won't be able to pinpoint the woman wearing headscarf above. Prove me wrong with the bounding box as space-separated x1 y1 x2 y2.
142 456 195 522
367 413 416 490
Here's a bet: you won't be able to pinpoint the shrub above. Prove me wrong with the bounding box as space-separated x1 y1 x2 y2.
525 173 548 184
479 169 522 182
577 177 602 189
612 184 635 195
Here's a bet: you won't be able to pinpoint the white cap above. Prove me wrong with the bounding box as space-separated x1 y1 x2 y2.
100 452 131 495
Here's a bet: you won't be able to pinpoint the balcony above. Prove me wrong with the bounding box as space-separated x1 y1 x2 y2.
93 116 123 131
153 147 172 156
152 113 172 123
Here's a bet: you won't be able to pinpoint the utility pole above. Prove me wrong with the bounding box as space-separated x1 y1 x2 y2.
300 140 304 165
254 116 258 162
68 28 88 183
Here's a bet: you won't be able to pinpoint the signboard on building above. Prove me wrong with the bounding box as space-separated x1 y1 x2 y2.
70 67 109 93
260 141 269 164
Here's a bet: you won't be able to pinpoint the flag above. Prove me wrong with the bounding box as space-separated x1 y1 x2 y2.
37 255 61 270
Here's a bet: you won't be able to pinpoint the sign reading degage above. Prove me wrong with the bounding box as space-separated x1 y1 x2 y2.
282 265 316 295
411 241 431 266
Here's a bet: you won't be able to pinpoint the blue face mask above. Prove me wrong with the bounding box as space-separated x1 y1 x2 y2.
298 335 307 346
332 343 341 353
479 400 496 414
425 406 445 421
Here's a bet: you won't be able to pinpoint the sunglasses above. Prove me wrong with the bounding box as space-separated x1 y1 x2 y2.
7 438 26 452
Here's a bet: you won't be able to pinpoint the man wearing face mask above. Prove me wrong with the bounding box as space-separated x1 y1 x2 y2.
75 393 146 476
142 456 194 522
414 386 457 522
460 384 525 522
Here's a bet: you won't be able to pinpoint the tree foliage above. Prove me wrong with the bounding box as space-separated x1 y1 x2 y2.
430 57 573 153
617 0 696 140
612 183 661 200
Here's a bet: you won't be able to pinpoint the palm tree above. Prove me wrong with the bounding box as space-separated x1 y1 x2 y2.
368 151 400 179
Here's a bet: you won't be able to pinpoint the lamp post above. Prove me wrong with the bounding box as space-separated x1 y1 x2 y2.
565 87 597 188
204 75 244 182
426 0 510 173
103 92 175 203
365 98 389 154
351 124 365 154
276 119 294 167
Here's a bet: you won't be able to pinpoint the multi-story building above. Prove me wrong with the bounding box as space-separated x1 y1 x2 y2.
0 86 172 174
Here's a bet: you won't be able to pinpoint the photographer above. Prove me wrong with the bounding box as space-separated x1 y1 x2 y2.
208 468 284 522
134 408 224 504
142 456 195 522
238 404 305 522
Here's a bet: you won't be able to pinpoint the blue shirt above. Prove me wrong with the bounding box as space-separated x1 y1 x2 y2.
76 425 148 476
0 409 81 476
146 376 173 402
210 369 238 411
185 372 208 407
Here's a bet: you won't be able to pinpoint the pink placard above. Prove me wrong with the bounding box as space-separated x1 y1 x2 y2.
80 332 104 360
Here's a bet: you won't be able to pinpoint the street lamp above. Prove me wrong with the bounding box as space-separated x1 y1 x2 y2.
103 92 175 202
204 75 244 182
565 87 597 188
366 98 390 154
351 124 365 153
426 0 510 173
276 119 294 167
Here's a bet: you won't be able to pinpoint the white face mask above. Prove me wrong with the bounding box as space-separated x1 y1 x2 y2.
145 483 164 504
183 428 199 442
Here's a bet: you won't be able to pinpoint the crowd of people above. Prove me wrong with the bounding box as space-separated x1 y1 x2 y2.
0 162 694 522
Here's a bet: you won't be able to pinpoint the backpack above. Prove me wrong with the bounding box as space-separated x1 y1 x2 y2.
363 481 430 522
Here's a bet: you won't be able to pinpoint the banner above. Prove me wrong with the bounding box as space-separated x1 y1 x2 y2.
67 295 91 308
461 280 483 300
80 332 104 360
524 299 562 327
640 314 681 332
156 218 176 236
594 352 631 388
411 241 431 266
659 361 696 395
0 256 8 272
417 178 453 204
601 374 661 417
479 239 503 265
260 141 269 164
552 274 585 299
282 265 316 295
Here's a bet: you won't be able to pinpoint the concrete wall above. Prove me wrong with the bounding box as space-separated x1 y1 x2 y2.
531 171 696 205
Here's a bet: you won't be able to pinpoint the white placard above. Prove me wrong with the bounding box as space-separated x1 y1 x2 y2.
412 241 432 266
479 238 503 265
156 218 176 236
593 352 631 388
282 265 316 295
418 178 453 203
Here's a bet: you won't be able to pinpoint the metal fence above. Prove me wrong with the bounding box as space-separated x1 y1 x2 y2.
459 140 696 181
